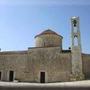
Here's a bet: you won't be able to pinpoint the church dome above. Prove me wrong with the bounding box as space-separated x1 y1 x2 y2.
35 29 63 48
35 29 61 38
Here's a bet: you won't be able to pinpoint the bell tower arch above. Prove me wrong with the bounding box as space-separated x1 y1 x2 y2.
71 17 81 49
71 17 84 80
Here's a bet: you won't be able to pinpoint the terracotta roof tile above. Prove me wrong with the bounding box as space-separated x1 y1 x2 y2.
35 29 63 38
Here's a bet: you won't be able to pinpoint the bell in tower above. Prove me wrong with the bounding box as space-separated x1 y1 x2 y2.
72 19 77 27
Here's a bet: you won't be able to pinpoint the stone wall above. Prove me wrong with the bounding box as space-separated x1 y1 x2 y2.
1 47 90 82
82 54 90 79
35 34 62 49
26 47 71 82
0 51 27 81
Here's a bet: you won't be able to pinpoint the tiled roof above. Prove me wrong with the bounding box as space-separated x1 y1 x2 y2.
35 29 63 38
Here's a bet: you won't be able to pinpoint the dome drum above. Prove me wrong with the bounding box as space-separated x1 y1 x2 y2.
35 30 63 49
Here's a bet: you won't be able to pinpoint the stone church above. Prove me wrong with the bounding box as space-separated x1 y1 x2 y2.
0 17 90 83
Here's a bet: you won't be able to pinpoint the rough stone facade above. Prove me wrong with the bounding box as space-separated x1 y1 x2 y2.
0 18 90 83
0 51 27 81
82 54 90 79
25 47 71 82
0 46 90 83
0 47 72 83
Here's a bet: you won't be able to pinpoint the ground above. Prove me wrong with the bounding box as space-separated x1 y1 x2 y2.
0 80 90 87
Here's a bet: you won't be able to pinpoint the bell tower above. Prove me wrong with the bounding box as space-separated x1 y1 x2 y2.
71 17 84 80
